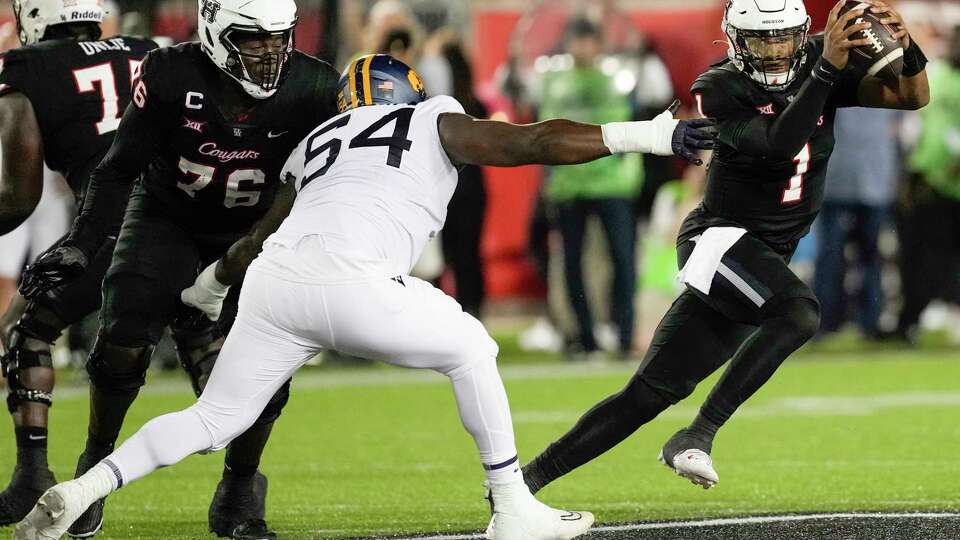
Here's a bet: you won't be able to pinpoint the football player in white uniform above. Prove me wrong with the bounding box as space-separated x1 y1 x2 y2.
15 55 715 540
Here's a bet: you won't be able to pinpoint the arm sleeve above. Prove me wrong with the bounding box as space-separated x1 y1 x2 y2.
67 51 171 257
693 62 839 161
0 49 36 98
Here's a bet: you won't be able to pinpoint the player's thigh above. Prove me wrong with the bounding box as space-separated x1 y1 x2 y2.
323 276 497 375
680 232 815 325
198 272 320 432
636 290 754 399
101 198 200 346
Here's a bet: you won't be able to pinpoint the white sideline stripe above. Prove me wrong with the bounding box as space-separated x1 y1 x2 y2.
400 513 960 540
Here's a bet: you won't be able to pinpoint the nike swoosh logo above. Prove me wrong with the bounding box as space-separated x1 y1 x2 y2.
267 130 289 139
560 512 583 521
28 434 47 440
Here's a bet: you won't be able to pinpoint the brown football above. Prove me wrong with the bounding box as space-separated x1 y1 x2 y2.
839 1 903 81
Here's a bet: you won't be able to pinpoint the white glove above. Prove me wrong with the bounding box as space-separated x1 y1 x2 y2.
181 262 231 321
601 107 679 156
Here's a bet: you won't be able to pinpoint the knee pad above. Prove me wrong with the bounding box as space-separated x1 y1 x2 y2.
85 334 155 394
2 303 65 412
626 374 686 411
255 379 291 425
171 320 225 397
763 295 821 342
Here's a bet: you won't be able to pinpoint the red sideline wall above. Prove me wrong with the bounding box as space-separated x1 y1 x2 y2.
472 0 834 299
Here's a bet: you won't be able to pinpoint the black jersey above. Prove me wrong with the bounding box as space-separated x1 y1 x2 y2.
0 36 157 197
70 42 341 255
679 35 865 254
131 43 340 233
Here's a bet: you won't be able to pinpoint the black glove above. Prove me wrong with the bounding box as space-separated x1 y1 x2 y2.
672 117 717 166
19 245 89 300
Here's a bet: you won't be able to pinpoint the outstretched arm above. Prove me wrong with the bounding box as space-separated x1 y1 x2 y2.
0 93 44 235
438 103 715 168
181 181 297 321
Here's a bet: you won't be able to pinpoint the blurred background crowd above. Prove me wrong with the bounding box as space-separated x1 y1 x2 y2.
1 0 960 366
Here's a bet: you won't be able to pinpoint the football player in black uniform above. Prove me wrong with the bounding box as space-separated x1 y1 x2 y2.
0 0 156 526
520 0 928 495
16 0 340 538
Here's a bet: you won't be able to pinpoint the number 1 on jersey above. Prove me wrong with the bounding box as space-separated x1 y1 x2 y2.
782 143 810 205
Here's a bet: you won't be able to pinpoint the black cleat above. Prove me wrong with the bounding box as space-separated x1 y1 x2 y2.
228 519 277 540
67 446 113 538
0 465 57 526
209 470 274 539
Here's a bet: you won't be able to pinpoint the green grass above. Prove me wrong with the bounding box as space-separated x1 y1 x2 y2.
2 347 959 539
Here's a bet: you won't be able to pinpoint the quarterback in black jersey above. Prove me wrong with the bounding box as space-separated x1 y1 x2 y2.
17 0 340 538
521 0 929 495
0 0 156 526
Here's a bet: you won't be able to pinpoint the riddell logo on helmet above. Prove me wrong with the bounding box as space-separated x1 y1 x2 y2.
71 10 100 20
763 19 785 24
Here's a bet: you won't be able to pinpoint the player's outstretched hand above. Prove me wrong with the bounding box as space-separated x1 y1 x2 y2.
823 0 873 70
19 245 88 300
672 117 716 167
181 262 231 321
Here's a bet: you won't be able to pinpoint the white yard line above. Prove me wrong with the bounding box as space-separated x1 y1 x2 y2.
399 512 960 540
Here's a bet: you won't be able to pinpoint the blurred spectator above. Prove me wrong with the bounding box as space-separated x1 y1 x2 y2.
435 38 488 318
539 19 640 356
814 108 900 338
891 26 960 341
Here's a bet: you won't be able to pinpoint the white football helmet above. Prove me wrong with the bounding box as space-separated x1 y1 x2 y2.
722 0 811 91
13 0 104 46
197 0 298 100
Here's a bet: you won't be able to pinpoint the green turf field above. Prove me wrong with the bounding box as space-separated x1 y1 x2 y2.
2 345 959 539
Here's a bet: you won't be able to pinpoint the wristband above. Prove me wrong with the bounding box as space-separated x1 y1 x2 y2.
901 40 927 77
811 59 842 86
601 111 677 156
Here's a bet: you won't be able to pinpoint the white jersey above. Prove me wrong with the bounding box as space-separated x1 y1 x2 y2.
257 96 465 283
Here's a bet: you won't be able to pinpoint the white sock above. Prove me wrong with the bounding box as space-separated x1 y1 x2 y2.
72 462 120 509
449 358 523 486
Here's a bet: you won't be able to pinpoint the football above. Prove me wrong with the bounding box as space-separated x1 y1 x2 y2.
839 1 904 81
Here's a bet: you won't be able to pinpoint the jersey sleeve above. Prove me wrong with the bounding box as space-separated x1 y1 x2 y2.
690 73 751 123
418 95 465 134
0 48 38 98
280 140 306 185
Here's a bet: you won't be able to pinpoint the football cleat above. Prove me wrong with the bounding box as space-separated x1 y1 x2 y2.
209 470 274 539
484 479 594 540
658 429 719 490
13 482 90 540
0 465 57 526
66 447 113 538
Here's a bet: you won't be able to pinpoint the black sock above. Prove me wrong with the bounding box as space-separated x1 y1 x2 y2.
15 426 49 468
224 422 275 479
687 414 721 443
522 378 671 494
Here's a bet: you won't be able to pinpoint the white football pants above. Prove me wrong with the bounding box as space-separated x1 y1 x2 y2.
105 265 519 487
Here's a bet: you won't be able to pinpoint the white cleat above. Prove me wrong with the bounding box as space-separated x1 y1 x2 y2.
484 480 594 540
658 448 719 490
13 482 89 540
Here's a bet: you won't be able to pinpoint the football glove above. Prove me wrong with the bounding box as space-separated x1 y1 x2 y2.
181 262 231 321
19 245 89 300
